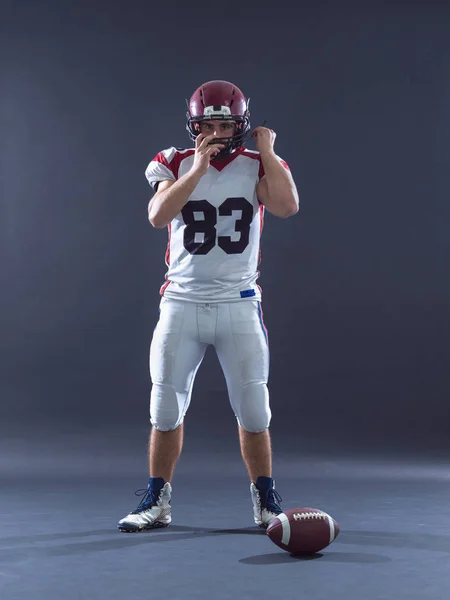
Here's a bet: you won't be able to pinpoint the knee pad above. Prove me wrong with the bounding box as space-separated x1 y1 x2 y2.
149 382 186 431
235 382 271 433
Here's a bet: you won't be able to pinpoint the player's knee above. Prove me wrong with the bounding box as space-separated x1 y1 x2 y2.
236 382 271 433
149 383 185 432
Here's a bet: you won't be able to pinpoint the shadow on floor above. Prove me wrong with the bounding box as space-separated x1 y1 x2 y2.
0 523 449 566
239 551 391 564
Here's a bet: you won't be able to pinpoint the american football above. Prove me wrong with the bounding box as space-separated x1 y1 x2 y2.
266 507 340 555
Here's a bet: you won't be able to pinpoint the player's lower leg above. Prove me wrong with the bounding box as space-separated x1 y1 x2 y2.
238 425 272 481
148 423 184 482
238 425 283 527
117 424 183 532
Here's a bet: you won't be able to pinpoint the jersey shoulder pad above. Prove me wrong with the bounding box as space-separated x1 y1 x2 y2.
240 148 289 180
144 147 195 189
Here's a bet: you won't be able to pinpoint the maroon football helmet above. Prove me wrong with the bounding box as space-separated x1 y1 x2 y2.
186 80 251 159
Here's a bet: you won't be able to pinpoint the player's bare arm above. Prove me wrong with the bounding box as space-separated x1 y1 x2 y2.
148 171 199 229
254 126 299 218
148 133 225 228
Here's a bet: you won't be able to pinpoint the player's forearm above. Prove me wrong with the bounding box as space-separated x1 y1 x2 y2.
260 151 299 215
148 170 203 228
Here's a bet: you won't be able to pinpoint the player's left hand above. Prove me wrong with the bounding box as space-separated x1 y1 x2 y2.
251 126 276 155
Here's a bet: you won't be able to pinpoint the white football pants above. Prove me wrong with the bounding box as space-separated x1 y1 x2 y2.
149 296 271 433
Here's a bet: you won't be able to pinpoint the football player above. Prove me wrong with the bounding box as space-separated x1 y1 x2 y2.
118 80 299 532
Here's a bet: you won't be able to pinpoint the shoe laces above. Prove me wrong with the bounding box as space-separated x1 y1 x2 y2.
260 487 283 514
131 488 159 514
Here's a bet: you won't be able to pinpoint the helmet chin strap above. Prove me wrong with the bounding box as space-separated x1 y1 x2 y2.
240 119 268 146
208 119 268 162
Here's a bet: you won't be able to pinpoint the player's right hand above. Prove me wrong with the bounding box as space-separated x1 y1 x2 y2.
191 134 225 176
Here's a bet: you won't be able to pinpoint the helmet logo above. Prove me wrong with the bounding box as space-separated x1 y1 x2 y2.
203 105 232 118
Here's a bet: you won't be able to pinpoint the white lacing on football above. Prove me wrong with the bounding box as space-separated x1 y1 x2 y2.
293 511 327 521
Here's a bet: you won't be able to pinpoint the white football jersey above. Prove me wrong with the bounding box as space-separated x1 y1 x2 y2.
145 146 289 303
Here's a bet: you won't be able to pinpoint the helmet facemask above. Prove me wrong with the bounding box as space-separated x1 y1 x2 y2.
186 102 251 161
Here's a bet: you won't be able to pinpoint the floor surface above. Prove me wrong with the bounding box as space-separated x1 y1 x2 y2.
1 441 450 600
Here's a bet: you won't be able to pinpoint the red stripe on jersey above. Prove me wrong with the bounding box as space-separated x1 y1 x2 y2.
165 223 171 266
160 224 172 296
154 149 195 180
258 161 265 180
259 202 265 235
258 202 264 266
159 280 171 296
209 146 247 172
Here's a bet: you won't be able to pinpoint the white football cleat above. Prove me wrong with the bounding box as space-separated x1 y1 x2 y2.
118 482 172 533
250 476 283 528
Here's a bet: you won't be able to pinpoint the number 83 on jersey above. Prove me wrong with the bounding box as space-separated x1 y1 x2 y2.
182 197 254 255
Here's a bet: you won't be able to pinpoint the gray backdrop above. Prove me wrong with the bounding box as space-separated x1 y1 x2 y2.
1 0 449 463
